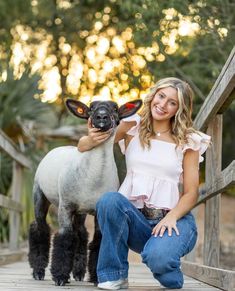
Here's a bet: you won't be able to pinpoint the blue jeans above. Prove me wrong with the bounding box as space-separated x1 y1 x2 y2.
96 192 198 289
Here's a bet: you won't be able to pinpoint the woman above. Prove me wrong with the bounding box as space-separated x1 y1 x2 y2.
78 77 211 289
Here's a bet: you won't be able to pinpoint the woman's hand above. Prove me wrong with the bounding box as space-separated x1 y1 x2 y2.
87 118 112 147
152 212 179 237
77 118 112 152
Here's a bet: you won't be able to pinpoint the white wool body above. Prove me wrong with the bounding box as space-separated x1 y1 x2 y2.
35 134 119 215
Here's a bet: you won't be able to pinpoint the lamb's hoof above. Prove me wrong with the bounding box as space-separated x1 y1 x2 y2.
33 269 45 280
73 270 85 281
55 279 66 286
89 277 98 285
54 276 70 286
73 274 84 281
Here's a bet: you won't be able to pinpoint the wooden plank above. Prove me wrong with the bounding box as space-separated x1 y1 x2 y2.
204 116 222 268
195 160 235 206
9 162 23 251
182 261 235 291
183 208 198 262
0 129 31 168
36 125 87 141
219 89 235 112
0 250 26 266
0 194 23 212
194 46 235 131
0 261 222 290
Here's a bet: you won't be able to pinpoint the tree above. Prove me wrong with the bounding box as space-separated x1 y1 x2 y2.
0 0 234 111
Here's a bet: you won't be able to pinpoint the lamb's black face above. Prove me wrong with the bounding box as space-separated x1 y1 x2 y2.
89 101 119 132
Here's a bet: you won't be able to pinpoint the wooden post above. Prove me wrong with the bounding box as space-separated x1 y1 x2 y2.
203 115 222 267
184 207 197 262
9 161 23 251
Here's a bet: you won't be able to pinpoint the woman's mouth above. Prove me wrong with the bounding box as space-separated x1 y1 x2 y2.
154 106 166 115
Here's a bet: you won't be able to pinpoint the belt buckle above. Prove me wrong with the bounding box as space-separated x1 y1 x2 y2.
141 205 164 220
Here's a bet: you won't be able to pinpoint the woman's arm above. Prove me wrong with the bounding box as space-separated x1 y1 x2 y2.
152 149 200 237
114 120 136 143
78 119 136 152
77 119 112 152
169 149 199 219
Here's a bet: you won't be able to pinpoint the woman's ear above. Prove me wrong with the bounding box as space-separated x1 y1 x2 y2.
119 99 143 119
65 99 90 119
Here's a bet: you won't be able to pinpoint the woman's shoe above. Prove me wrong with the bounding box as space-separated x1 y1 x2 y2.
97 278 128 290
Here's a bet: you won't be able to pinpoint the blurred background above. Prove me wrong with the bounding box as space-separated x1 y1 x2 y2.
0 0 234 268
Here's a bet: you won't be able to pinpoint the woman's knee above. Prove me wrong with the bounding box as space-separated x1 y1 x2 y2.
142 242 180 274
155 270 184 289
142 242 183 289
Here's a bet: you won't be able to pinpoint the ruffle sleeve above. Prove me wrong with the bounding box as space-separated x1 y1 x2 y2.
118 114 141 154
182 132 211 163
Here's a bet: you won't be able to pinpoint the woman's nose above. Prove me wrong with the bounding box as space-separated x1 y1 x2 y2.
159 99 167 108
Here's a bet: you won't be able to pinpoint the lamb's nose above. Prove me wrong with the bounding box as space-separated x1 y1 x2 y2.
97 112 108 121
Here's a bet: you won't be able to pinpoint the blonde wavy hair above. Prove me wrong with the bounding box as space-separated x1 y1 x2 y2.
139 77 197 148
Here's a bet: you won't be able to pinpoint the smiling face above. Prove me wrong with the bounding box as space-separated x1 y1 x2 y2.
139 77 194 148
150 86 179 122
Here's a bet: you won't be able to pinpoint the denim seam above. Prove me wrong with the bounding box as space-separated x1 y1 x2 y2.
115 215 127 245
98 270 128 282
99 270 127 275
114 214 129 273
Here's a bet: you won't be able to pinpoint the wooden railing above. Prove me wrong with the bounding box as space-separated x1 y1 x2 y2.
0 129 31 257
182 46 235 291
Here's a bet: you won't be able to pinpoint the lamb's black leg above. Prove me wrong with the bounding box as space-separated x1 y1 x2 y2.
88 215 102 284
50 205 77 286
28 184 50 280
72 213 88 281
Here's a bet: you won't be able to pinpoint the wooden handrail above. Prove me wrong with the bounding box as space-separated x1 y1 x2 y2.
0 131 30 252
183 46 235 291
0 129 31 168
0 194 23 212
196 160 235 206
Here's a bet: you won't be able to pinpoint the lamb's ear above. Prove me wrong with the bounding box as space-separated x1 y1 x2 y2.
65 99 90 119
118 99 143 119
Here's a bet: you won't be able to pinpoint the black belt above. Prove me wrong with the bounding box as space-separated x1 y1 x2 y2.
139 204 169 220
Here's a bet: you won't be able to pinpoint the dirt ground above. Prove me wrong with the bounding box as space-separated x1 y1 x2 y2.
85 194 235 270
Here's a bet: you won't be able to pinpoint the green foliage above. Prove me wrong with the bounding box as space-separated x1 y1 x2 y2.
0 208 9 244
0 153 12 196
222 101 235 170
0 0 234 118
0 69 48 135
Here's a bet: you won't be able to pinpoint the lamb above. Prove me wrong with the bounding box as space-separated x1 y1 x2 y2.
28 98 142 286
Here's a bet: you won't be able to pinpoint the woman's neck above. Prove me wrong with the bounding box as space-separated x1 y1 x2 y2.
151 121 175 142
153 120 171 133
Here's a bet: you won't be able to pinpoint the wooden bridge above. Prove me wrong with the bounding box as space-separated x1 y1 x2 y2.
0 47 235 291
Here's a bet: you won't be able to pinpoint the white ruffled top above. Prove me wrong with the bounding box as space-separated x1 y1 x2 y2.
118 114 211 210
